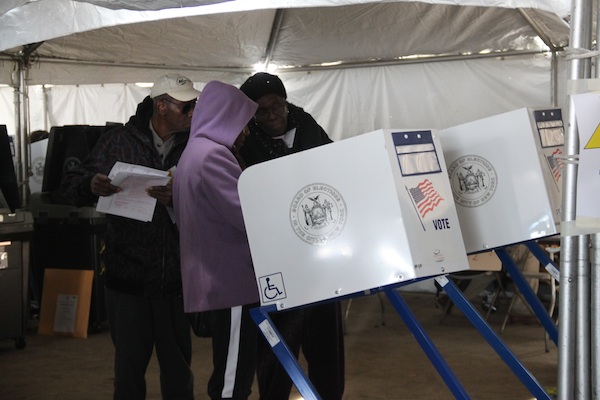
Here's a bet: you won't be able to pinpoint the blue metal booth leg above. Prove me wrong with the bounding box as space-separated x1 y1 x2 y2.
250 305 322 400
436 276 552 400
496 244 558 345
253 292 471 400
523 240 560 281
251 264 555 400
384 286 471 399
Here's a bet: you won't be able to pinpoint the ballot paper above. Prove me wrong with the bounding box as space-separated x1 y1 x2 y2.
96 161 171 222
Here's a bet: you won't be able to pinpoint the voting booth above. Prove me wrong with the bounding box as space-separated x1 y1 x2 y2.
240 127 557 400
438 108 563 254
438 107 563 360
239 129 468 310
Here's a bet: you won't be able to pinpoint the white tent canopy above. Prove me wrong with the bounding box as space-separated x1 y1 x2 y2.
0 0 573 188
1 0 570 85
0 0 572 134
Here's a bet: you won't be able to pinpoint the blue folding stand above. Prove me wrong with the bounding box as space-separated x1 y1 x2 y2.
495 240 559 346
250 239 558 400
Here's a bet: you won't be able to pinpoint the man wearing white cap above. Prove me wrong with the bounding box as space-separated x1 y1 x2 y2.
62 73 200 400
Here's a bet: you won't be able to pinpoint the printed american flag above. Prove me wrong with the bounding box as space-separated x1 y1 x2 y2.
409 179 444 219
546 148 563 182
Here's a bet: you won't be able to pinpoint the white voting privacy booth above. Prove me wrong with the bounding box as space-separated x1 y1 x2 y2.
438 108 563 254
240 123 559 400
436 107 563 365
239 129 469 310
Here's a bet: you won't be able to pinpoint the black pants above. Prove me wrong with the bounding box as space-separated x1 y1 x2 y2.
207 304 259 400
105 287 194 400
257 301 345 400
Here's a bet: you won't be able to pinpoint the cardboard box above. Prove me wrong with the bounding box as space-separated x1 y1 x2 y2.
38 268 94 338
467 251 502 271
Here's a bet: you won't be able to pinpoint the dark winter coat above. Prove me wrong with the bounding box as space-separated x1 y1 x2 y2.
239 102 332 166
61 96 188 298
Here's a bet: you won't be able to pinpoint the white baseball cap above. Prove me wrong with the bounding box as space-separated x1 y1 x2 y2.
150 73 200 102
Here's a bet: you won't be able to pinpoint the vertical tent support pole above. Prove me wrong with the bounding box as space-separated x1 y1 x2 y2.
16 57 29 207
560 0 593 398
591 235 600 398
12 43 43 208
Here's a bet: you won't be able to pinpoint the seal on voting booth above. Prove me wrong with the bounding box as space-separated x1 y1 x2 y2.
289 183 347 246
448 154 498 208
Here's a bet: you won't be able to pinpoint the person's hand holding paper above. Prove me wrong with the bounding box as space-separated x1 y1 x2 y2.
91 173 122 197
96 161 170 222
146 183 173 206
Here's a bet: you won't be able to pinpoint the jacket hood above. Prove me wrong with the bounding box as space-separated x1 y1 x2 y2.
190 81 258 148
127 95 154 130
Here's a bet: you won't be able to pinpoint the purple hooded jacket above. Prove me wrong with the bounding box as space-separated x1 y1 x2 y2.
173 81 259 312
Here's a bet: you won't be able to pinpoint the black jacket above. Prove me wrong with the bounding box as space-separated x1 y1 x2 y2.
61 96 189 298
240 102 332 166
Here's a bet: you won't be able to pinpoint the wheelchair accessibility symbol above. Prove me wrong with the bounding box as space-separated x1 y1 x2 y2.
259 273 287 303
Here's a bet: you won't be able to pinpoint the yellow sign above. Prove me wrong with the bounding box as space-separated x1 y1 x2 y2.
585 123 600 149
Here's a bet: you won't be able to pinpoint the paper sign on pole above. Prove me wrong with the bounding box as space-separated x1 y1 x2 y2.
571 93 600 226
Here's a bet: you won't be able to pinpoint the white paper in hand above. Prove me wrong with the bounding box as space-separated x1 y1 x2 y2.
96 162 170 222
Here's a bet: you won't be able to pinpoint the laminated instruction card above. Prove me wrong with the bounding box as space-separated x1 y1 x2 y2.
96 161 171 222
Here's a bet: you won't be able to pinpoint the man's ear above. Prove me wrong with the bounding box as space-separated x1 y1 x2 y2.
155 99 167 115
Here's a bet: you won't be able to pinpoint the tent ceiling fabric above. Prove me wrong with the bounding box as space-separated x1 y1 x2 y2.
0 1 570 86
0 0 571 51
70 0 234 11
0 0 231 15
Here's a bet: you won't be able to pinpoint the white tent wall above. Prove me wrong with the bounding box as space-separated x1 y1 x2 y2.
0 52 566 142
0 83 150 139
281 53 565 140
0 87 15 135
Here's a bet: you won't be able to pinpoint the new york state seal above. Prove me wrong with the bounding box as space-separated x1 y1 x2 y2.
290 183 347 245
448 155 498 208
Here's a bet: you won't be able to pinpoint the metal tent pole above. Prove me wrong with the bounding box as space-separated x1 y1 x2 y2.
575 2 593 399
12 43 43 207
592 235 600 398
559 0 594 398
14 58 28 207
18 60 30 206
591 4 600 397
577 234 591 400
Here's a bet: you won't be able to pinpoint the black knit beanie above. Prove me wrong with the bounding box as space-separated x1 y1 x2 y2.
239 72 287 102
